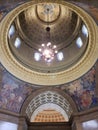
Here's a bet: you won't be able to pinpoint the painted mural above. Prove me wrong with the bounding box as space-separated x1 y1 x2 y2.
0 64 36 113
0 2 36 113
0 0 25 22
0 0 98 113
72 1 98 24
89 6 98 22
59 66 98 111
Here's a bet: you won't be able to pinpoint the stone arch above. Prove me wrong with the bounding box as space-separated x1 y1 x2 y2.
20 87 78 122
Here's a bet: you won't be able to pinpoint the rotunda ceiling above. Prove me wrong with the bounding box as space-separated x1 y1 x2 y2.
0 0 98 85
17 4 79 48
8 2 85 73
0 0 98 124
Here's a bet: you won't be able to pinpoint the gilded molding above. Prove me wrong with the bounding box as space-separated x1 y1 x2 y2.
0 0 98 85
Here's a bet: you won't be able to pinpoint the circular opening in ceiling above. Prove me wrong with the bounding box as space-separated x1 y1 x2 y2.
0 0 98 85
8 3 88 73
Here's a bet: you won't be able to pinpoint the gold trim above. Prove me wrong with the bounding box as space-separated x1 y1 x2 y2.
0 0 98 85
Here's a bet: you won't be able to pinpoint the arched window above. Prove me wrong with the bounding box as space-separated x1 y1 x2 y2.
57 52 64 61
76 37 83 48
14 37 21 48
8 25 15 38
34 52 41 61
82 25 88 37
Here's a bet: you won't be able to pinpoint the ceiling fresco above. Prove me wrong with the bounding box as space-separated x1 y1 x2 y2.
0 62 98 113
58 65 98 111
0 64 36 113
71 1 98 24
0 0 98 118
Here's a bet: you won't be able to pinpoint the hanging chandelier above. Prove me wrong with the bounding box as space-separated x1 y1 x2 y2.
38 42 58 63
38 5 58 63
34 4 64 63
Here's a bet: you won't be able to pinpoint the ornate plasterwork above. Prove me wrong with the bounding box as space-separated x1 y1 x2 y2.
32 108 66 122
36 3 61 23
30 104 67 122
26 91 72 121
0 0 98 85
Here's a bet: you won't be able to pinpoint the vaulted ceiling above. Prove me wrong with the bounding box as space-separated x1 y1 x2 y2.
0 0 98 123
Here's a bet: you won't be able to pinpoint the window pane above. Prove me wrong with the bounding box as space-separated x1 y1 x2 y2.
76 37 83 48
82 25 88 37
82 120 98 130
0 121 18 130
34 52 41 61
8 25 15 38
14 37 21 48
57 52 64 61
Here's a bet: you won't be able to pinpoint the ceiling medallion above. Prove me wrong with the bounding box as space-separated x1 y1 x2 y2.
36 3 61 23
